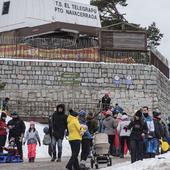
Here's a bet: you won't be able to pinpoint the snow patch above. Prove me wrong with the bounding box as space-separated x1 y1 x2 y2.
101 153 170 170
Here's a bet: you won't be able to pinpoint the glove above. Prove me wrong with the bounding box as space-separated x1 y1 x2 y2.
39 143 41 147
23 142 25 145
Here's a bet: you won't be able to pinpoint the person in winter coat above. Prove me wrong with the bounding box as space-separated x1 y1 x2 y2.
160 118 169 139
7 111 26 160
113 103 124 114
125 110 148 163
153 111 164 154
24 121 41 162
103 110 117 155
50 104 67 162
153 111 164 139
66 109 82 170
2 97 10 111
0 112 7 153
143 106 157 158
102 93 111 110
117 114 131 158
86 112 98 136
48 115 53 158
79 110 92 169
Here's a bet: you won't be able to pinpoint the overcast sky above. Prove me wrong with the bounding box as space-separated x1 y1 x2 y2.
75 0 170 62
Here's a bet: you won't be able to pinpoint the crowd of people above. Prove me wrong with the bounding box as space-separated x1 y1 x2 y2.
0 94 170 170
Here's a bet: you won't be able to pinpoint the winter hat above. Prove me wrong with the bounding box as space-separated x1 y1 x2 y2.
79 110 87 118
43 127 49 134
122 112 127 115
106 110 112 116
135 110 143 118
88 112 93 117
121 115 128 120
69 109 78 117
105 93 109 96
30 121 35 126
153 111 161 117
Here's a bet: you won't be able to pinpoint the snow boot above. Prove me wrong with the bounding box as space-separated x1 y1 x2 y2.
32 157 35 162
80 160 90 170
56 158 61 162
51 153 56 162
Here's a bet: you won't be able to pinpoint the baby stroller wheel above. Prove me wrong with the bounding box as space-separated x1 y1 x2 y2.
107 157 112 166
90 159 94 169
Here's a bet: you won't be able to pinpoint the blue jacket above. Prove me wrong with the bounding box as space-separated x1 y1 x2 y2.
144 115 155 138
79 119 92 139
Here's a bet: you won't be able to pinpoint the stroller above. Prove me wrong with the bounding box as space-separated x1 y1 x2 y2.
91 133 112 169
0 138 23 163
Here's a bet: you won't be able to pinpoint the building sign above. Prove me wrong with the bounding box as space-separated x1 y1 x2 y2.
0 0 101 33
61 72 80 85
113 32 146 51
54 0 101 28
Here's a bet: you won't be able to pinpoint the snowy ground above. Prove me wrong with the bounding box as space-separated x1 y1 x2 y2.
101 153 170 170
4 118 170 169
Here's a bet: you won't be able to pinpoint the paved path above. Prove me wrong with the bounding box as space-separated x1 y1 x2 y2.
0 157 130 170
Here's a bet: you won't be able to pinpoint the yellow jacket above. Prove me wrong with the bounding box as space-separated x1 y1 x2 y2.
67 114 82 141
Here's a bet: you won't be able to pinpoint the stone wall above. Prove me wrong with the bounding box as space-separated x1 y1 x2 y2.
0 59 169 116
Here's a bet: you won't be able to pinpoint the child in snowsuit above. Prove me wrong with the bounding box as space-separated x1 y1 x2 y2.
24 121 41 162
3 138 18 156
79 110 92 169
125 110 148 163
2 138 23 163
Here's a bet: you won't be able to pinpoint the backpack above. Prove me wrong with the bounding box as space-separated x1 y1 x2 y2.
43 134 51 145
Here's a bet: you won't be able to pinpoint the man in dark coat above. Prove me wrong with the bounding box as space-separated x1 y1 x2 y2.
7 111 26 160
102 93 111 110
153 111 164 154
125 110 148 163
2 97 10 111
50 104 67 162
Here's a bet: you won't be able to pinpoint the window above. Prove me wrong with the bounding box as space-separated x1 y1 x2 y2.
2 1 10 15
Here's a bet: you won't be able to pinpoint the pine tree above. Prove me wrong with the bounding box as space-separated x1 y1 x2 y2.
91 1 163 47
146 22 163 48
91 0 127 26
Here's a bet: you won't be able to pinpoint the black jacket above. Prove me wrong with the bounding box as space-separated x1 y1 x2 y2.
7 117 26 139
102 96 111 108
50 104 67 140
127 118 148 140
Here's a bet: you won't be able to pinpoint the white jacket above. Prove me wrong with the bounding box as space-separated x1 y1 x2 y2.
117 115 131 137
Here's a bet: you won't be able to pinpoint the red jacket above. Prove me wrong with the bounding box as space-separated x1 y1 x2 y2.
0 120 7 136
